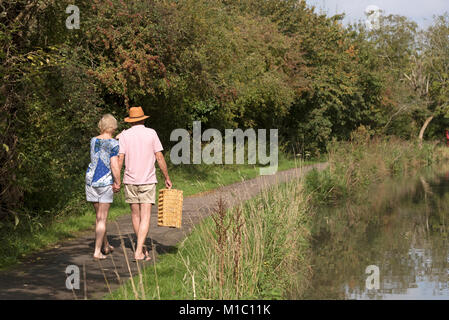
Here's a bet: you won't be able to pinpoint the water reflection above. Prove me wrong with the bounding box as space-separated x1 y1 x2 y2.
304 172 449 300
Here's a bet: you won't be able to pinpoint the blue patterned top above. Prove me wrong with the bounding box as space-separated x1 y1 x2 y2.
86 138 119 187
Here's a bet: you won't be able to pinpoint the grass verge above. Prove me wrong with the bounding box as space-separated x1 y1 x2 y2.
106 177 311 300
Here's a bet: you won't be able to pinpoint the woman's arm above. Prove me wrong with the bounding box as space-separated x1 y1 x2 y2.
110 156 121 192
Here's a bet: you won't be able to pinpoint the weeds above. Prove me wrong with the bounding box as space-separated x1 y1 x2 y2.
211 196 231 296
307 135 448 205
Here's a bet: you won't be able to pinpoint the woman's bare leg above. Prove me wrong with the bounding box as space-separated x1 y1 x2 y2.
93 202 110 259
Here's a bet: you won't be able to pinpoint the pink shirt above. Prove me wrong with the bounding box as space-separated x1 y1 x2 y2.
118 125 163 185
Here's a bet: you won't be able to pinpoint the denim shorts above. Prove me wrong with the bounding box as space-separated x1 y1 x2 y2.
85 184 114 203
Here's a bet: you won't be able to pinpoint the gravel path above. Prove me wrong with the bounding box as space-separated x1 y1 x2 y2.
0 163 327 300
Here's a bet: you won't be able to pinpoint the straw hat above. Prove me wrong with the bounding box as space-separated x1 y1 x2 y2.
124 106 150 123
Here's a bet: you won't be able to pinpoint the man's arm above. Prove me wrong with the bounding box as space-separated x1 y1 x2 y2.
118 153 125 171
155 151 172 189
110 156 121 192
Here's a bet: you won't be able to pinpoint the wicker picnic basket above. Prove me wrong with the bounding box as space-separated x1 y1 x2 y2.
157 188 183 228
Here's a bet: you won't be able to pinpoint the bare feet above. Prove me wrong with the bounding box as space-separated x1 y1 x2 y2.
93 253 107 260
134 249 151 261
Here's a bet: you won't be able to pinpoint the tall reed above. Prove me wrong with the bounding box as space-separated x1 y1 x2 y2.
175 178 312 299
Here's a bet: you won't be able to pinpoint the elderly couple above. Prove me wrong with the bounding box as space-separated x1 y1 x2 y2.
85 107 172 261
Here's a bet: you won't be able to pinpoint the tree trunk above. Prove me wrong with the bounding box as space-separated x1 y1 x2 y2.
419 115 434 142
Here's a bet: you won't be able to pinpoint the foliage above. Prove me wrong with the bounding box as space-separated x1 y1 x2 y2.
1 0 449 235
306 131 443 205
0 0 102 221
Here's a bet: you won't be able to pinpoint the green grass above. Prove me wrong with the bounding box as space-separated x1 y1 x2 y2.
106 177 311 300
0 152 313 270
162 152 315 196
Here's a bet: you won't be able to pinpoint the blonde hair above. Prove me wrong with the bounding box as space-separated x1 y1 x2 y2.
98 114 118 133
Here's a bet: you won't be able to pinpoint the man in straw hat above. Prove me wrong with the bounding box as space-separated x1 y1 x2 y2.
117 106 172 261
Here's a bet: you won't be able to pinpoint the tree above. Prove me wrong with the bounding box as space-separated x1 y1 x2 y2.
0 0 102 220
358 14 419 138
403 55 432 141
404 14 449 141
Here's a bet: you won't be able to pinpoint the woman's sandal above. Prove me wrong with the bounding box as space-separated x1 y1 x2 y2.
143 247 152 261
102 244 114 255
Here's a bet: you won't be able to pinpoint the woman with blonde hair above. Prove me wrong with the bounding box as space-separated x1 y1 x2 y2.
85 114 121 260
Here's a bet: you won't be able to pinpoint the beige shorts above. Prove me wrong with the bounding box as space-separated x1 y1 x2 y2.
124 184 156 204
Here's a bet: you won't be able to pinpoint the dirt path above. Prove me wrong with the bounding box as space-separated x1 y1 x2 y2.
0 163 327 300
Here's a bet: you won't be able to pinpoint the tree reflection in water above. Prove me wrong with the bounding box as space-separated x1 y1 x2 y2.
302 172 449 300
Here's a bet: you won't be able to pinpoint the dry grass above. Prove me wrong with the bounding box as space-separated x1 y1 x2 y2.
172 178 312 299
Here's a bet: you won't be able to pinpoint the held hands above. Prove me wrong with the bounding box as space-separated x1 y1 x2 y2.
113 181 121 193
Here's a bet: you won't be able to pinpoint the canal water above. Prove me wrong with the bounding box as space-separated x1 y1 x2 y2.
304 171 449 300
